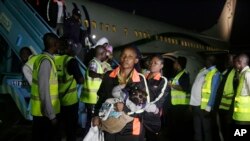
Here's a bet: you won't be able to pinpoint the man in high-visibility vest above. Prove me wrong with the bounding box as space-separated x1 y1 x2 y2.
190 55 220 141
232 54 250 138
214 54 238 141
55 38 84 141
31 33 60 141
167 56 192 141
80 45 106 130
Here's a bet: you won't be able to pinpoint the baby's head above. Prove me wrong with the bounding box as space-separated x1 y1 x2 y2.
124 83 148 105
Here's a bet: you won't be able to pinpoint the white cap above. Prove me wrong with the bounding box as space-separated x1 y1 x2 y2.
91 37 109 48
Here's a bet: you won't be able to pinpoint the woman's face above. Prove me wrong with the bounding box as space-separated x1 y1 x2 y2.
120 48 138 69
149 57 163 73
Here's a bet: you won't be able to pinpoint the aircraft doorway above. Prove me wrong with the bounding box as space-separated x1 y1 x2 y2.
162 57 175 81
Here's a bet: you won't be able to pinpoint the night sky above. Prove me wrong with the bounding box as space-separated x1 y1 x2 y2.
92 0 250 50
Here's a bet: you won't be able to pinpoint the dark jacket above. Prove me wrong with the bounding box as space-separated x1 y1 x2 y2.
64 17 81 43
95 67 147 137
143 74 169 133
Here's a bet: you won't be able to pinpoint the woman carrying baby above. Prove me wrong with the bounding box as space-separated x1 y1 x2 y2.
92 46 149 141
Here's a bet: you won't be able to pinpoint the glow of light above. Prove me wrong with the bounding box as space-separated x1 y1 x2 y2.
92 35 96 39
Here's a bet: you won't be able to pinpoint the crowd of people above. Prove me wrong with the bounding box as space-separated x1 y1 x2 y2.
17 1 250 141
19 31 250 141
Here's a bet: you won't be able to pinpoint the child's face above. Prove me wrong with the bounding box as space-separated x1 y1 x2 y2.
129 90 147 105
115 102 124 112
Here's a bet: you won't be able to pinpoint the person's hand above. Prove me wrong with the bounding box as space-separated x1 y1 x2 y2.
115 102 124 112
92 116 101 126
145 103 159 114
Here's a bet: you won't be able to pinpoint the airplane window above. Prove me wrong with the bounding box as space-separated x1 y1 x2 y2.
190 43 193 48
83 20 89 28
124 28 128 36
160 36 163 41
147 33 151 39
164 37 168 43
174 39 178 45
100 22 104 30
138 32 142 38
91 21 97 29
168 38 171 44
181 41 184 46
112 25 117 32
155 35 159 40
171 39 175 44
143 32 147 38
134 30 138 37
105 24 109 31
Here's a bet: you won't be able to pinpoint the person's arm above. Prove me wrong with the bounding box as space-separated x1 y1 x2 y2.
112 84 126 98
38 59 56 120
94 72 109 116
88 60 103 79
178 73 190 93
155 79 170 108
67 58 84 84
206 72 221 112
244 71 250 96
170 73 190 92
22 65 32 86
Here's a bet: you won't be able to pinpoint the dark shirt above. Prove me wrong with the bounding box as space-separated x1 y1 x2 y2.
214 67 237 113
178 72 190 93
147 77 169 108
143 76 169 132
95 71 147 115
94 69 147 136
64 17 81 43
67 58 83 84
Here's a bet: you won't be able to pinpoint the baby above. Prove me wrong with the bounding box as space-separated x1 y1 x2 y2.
98 83 148 133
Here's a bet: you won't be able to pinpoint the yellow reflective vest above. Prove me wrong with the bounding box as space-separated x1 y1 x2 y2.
31 54 60 116
201 67 218 109
80 58 104 104
219 69 236 110
55 55 78 106
233 69 250 122
26 55 39 72
171 70 190 105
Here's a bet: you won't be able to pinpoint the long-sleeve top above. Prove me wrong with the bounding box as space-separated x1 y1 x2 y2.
143 73 169 132
95 67 147 135
206 66 221 112
190 69 208 106
22 64 32 86
146 73 169 108
239 66 250 96
38 52 56 120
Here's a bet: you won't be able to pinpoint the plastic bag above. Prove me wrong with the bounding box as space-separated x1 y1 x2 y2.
83 125 104 141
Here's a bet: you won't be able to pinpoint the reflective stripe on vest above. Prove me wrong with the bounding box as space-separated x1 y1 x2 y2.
171 70 190 105
55 55 78 106
219 69 235 110
31 54 60 116
80 58 104 104
233 69 250 121
201 68 218 109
